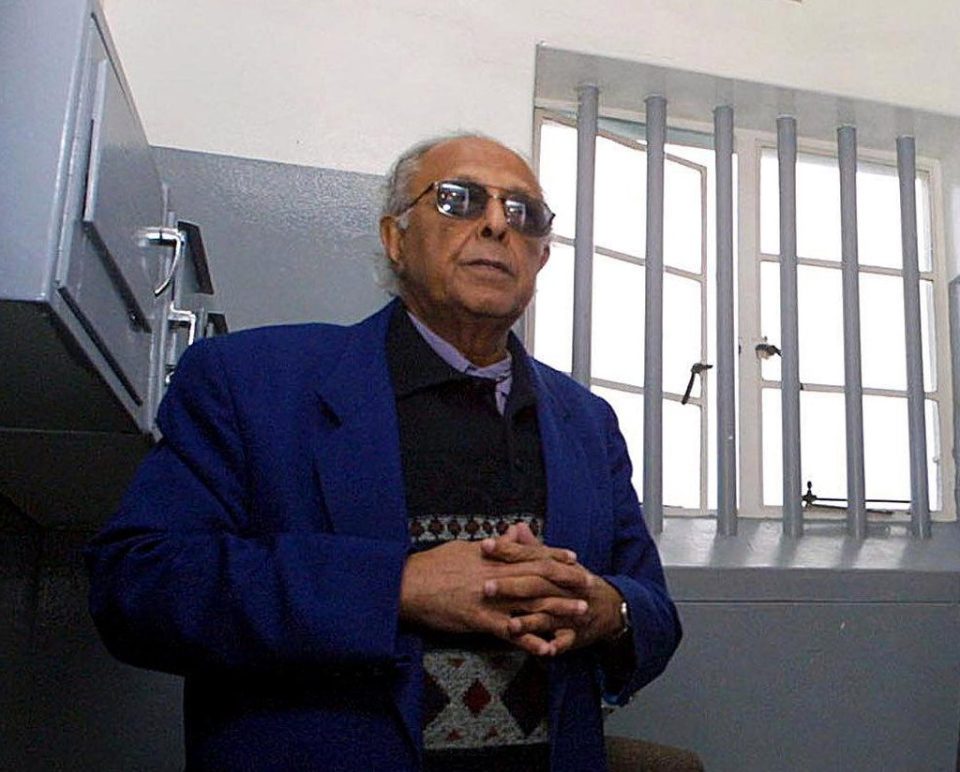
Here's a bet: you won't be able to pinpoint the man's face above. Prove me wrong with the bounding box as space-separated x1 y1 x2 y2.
380 137 550 333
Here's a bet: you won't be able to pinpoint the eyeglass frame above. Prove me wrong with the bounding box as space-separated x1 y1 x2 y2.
396 178 555 238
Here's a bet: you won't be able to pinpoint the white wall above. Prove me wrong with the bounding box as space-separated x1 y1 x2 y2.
101 0 960 176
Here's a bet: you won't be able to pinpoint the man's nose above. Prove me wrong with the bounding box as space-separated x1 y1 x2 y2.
479 195 509 241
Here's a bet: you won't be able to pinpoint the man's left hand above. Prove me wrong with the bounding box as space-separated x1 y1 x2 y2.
481 524 625 655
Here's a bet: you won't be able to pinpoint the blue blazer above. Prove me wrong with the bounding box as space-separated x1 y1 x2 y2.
86 301 681 771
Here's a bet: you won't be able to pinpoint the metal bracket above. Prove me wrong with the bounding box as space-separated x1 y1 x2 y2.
167 305 197 348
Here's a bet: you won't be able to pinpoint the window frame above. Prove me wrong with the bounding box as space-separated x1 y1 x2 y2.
528 108 957 523
530 110 714 517
737 129 954 522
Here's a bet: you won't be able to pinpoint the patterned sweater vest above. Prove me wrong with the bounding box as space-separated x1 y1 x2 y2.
387 309 549 766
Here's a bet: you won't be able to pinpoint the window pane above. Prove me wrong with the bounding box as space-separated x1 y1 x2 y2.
762 387 782 506
799 391 847 503
592 388 702 511
863 395 910 507
759 263 844 386
860 273 906 391
533 242 573 373
796 153 841 261
859 274 935 392
862 396 941 511
855 161 901 269
663 398 701 509
798 265 844 386
663 273 702 396
760 261 781 382
921 278 936 391
760 149 842 261
759 150 780 256
664 159 703 273
762 388 848 508
917 174 933 272
926 400 942 511
593 386 644 498
592 256 644 387
857 163 932 271
595 136 646 257
538 121 577 239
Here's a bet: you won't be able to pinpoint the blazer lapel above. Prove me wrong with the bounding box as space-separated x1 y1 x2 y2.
527 361 605 758
309 302 425 756
527 360 598 563
310 302 408 543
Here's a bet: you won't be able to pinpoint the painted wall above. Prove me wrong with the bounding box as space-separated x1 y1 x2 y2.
100 0 960 176
157 148 389 330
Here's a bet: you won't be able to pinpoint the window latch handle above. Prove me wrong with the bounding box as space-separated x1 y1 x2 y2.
755 342 782 359
681 362 713 405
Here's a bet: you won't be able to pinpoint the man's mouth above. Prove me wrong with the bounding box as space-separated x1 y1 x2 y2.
463 258 512 275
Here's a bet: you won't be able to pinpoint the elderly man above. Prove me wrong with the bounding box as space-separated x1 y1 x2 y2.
86 134 681 771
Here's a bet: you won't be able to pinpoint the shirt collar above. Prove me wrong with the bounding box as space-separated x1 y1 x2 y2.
406 311 512 383
386 303 537 412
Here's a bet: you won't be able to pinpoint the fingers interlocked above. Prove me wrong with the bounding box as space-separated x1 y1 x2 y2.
479 523 596 657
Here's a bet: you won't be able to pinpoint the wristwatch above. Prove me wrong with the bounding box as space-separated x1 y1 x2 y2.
609 599 632 642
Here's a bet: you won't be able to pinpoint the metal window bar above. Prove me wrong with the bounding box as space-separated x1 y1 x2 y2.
572 84 599 387
777 116 803 537
643 95 667 534
714 105 737 535
897 136 932 538
838 126 868 538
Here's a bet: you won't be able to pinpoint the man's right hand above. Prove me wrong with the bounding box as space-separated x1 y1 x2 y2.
399 529 591 656
482 524 627 656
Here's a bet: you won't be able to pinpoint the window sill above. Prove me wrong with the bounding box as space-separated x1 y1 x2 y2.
657 517 960 603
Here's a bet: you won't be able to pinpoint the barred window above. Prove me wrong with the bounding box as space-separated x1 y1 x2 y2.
528 102 955 531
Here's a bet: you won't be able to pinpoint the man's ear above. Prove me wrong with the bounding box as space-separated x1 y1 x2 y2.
379 216 403 268
538 241 550 271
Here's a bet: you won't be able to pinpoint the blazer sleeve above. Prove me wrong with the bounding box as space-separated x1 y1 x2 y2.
595 401 682 704
84 338 410 677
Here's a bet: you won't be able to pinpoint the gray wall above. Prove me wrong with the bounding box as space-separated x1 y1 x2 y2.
6 147 960 771
155 147 391 331
615 599 959 771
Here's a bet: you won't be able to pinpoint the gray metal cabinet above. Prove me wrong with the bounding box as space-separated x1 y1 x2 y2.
0 0 224 524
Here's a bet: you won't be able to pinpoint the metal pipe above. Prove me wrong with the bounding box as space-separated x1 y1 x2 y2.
897 136 932 538
838 126 867 538
714 105 737 535
572 84 599 387
643 95 667 534
777 116 803 537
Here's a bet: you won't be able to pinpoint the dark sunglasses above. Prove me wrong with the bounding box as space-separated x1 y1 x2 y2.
401 179 555 238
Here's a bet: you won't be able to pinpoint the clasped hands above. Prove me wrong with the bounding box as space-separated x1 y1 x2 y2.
399 523 623 657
